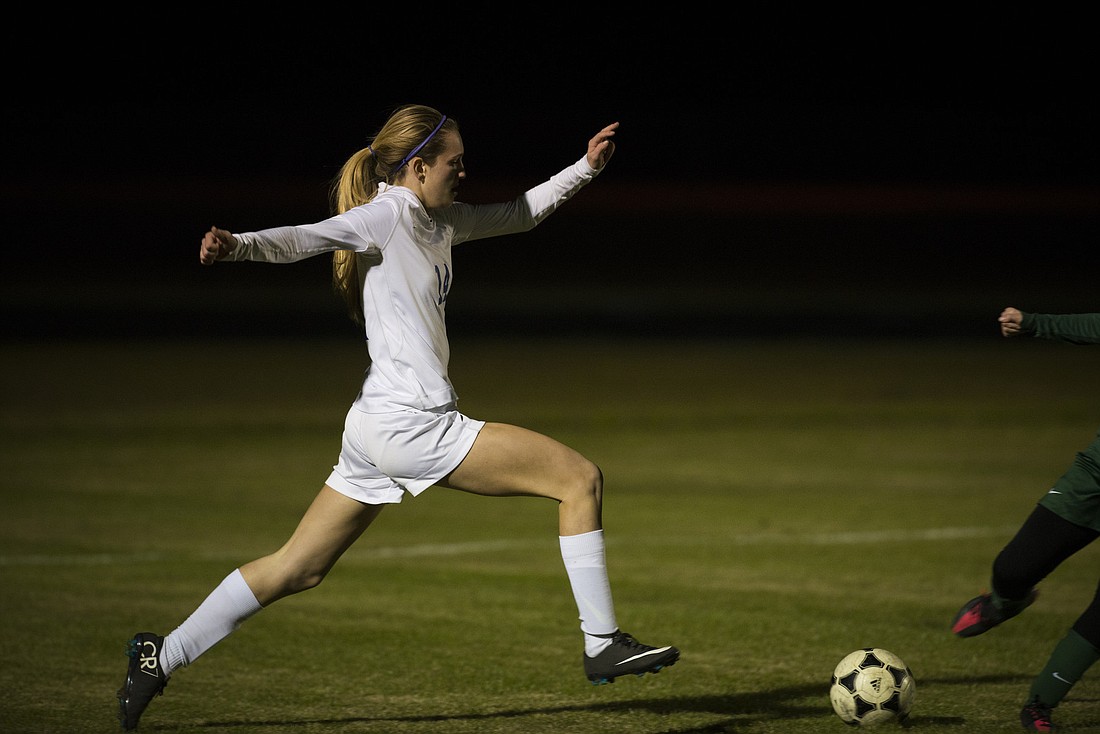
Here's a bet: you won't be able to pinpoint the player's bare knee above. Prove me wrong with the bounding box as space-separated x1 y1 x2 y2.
590 462 604 504
282 566 329 595
564 459 603 506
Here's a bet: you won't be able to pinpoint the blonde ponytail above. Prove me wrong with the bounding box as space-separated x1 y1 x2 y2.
330 147 378 326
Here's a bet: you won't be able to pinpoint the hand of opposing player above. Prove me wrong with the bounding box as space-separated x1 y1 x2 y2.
200 227 238 265
586 122 618 171
998 307 1024 337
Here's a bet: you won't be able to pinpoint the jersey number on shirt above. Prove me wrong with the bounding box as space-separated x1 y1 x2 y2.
435 264 451 306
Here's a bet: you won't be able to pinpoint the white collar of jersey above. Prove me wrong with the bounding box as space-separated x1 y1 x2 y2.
378 182 419 206
378 182 435 226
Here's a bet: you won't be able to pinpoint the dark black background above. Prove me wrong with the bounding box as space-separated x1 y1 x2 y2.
4 10 1098 341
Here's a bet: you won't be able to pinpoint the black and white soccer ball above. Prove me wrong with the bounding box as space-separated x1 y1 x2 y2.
829 648 915 726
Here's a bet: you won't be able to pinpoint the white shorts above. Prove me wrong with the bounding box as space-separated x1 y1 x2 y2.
325 403 485 505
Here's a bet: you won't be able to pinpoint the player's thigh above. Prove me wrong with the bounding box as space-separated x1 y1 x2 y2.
282 485 386 570
442 422 598 500
243 486 385 602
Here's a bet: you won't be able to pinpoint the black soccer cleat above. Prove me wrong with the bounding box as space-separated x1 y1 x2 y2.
583 630 679 685
1019 697 1055 731
117 632 169 731
951 589 1038 638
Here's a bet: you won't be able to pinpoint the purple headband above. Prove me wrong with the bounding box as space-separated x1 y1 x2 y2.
392 115 447 173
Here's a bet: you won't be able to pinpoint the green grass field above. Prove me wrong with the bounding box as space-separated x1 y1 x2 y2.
3 336 1099 733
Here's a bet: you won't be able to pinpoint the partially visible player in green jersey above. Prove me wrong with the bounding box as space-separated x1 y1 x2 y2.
952 307 1100 731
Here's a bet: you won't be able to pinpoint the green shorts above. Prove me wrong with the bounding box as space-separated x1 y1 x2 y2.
1040 428 1100 533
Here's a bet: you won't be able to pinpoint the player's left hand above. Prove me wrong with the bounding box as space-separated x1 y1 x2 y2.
586 122 618 171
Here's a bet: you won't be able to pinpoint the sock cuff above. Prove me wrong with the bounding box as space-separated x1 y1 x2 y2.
559 529 604 557
1067 628 1100 659
227 568 264 616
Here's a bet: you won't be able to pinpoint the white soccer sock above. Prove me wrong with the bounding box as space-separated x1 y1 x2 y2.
160 568 263 675
559 529 618 657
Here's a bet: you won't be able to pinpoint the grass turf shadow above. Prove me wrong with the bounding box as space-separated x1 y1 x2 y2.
161 676 1028 731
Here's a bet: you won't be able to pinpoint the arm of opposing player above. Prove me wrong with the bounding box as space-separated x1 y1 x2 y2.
1017 310 1100 345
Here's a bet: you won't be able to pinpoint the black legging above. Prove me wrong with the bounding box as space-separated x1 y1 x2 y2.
992 504 1100 646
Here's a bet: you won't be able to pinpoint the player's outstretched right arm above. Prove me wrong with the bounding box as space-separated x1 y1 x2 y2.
200 226 238 265
1000 306 1100 344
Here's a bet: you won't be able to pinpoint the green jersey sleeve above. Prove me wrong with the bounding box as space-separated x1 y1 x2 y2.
1021 312 1100 345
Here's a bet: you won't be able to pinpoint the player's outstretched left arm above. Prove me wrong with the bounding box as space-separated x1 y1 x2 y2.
586 122 618 171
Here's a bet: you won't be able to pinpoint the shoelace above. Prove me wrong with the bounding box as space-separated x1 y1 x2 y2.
612 633 648 651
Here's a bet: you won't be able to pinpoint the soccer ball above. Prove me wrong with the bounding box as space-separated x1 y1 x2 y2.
829 648 915 726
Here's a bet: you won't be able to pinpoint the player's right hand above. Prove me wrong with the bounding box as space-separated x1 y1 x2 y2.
200 226 237 265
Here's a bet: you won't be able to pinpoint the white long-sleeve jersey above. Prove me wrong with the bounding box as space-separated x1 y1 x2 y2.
226 156 600 412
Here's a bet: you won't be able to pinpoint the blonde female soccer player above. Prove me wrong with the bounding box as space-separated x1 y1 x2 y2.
116 104 678 731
